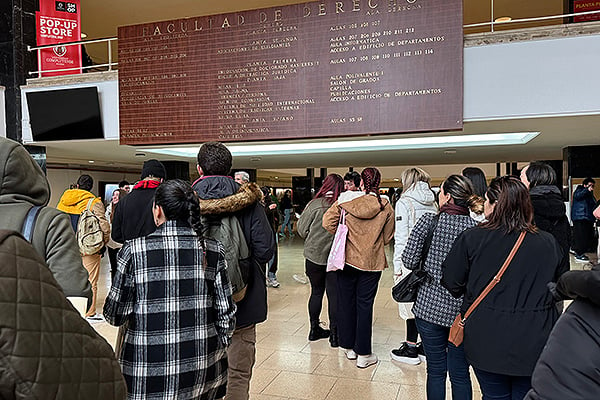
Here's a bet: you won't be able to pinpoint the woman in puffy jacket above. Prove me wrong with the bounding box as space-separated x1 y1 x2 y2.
297 174 344 346
323 167 394 369
390 167 437 365
401 174 483 400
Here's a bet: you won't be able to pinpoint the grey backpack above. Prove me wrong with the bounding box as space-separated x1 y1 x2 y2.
201 214 251 302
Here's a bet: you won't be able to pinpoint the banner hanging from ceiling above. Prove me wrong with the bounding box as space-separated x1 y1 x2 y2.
36 0 82 77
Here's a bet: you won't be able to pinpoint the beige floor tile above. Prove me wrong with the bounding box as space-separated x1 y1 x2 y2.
300 338 339 355
257 334 311 352
250 394 289 400
261 351 326 374
395 384 428 400
255 347 277 368
312 353 378 381
262 371 337 399
373 360 427 385
326 378 400 400
250 369 281 394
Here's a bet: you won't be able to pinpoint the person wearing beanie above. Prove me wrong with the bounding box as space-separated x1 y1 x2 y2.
111 159 166 244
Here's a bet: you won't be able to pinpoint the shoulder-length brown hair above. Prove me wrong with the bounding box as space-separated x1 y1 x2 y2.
481 176 537 233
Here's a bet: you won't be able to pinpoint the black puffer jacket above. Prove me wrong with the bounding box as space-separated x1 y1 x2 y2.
529 185 571 277
111 182 159 243
193 176 275 329
525 265 600 400
0 230 126 399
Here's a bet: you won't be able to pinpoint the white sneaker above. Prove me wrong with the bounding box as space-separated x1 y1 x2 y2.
267 278 280 288
86 313 105 323
356 353 378 368
342 348 357 360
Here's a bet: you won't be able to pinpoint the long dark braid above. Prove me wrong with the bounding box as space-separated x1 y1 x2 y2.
154 179 206 255
361 167 384 210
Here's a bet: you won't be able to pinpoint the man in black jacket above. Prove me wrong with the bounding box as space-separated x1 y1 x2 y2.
111 159 166 243
193 142 274 400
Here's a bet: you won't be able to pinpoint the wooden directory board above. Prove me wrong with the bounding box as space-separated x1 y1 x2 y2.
118 0 463 145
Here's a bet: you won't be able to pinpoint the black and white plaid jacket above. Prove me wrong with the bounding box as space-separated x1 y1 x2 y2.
104 220 236 400
402 212 477 327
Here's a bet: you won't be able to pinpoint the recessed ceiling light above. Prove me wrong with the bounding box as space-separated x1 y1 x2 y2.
495 16 512 23
81 32 88 39
88 160 95 163
274 176 279 179
143 132 539 158
444 149 457 154
394 178 400 182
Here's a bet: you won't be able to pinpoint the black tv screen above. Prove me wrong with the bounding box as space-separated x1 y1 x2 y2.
26 87 104 141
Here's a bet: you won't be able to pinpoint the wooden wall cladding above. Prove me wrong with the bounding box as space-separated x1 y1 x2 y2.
118 0 463 145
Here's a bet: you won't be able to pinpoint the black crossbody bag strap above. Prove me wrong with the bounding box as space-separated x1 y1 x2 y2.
420 214 440 268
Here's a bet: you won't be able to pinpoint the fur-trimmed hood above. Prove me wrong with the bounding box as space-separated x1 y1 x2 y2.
194 177 263 215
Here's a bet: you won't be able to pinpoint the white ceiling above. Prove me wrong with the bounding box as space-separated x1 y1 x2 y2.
41 114 600 180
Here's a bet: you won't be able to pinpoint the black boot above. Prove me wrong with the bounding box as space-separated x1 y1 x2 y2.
329 327 339 348
308 321 330 341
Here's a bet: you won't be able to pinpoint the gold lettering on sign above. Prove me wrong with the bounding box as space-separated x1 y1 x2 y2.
180 22 188 32
304 5 311 17
260 12 268 23
353 0 361 11
369 0 379 9
319 4 326 15
238 15 245 25
336 2 344 12
222 17 231 28
153 26 161 35
142 27 149 36
167 23 175 33
275 10 282 21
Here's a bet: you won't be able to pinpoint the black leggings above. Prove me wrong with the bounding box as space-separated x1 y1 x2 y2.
305 259 337 329
406 318 419 343
108 247 120 281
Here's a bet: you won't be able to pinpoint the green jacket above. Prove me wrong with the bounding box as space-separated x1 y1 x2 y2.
0 137 92 299
297 197 335 265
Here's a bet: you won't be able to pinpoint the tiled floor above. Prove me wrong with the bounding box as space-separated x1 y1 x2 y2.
92 236 597 400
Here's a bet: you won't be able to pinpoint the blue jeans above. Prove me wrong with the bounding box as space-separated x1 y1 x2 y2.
415 318 472 400
474 369 531 400
280 209 293 235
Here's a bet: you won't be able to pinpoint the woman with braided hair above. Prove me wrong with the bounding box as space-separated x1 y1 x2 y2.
323 167 395 368
104 179 236 400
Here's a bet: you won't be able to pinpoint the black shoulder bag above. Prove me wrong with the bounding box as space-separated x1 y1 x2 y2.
392 214 439 303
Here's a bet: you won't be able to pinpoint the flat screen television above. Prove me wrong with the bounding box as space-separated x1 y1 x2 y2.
26 87 104 141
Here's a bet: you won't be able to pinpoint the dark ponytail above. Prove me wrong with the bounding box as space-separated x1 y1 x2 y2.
361 167 384 210
154 179 205 253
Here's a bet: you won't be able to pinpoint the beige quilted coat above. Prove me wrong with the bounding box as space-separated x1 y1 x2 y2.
0 229 126 399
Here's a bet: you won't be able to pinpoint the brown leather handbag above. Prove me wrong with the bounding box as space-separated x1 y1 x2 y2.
448 231 526 346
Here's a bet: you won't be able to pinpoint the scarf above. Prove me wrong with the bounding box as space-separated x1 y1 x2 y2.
132 179 161 190
440 203 469 216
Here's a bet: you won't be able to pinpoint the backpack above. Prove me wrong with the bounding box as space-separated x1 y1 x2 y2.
76 198 104 256
201 214 251 302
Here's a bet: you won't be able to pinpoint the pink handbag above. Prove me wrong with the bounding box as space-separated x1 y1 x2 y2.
327 209 348 272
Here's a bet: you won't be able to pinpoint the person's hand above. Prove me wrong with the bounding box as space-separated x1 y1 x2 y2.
588 184 595 192
269 204 277 210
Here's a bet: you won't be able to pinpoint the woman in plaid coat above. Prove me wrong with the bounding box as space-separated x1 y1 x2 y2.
104 180 236 400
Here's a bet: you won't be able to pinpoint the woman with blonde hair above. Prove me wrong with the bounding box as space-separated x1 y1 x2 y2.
402 174 483 400
390 167 437 365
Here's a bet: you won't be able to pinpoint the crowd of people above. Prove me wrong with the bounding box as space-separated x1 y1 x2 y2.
1 135 600 399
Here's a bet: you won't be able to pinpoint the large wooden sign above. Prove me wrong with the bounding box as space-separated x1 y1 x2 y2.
118 0 463 145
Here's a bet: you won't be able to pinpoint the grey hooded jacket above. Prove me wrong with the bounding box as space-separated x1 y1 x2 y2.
0 137 92 299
